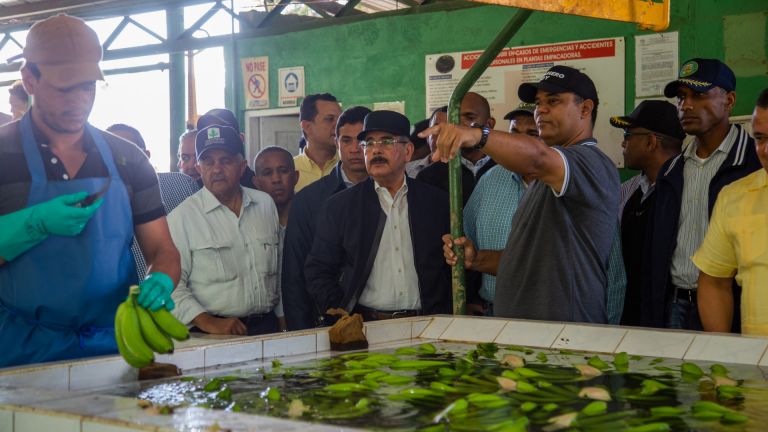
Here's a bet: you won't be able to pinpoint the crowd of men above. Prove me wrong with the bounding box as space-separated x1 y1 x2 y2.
0 14 766 368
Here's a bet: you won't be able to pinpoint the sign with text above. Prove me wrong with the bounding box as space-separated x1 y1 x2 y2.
425 37 626 166
278 66 305 107
242 56 269 109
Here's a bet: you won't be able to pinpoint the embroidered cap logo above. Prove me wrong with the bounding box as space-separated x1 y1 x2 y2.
680 61 698 77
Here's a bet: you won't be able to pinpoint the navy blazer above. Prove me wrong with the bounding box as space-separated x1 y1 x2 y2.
282 163 348 330
643 125 760 328
305 177 452 315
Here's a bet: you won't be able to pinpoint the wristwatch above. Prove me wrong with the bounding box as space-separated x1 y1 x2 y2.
471 124 491 150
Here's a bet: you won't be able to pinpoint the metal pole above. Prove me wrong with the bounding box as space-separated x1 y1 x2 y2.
447 8 532 315
167 6 186 171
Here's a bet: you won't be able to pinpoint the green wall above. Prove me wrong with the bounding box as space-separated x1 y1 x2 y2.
234 0 767 123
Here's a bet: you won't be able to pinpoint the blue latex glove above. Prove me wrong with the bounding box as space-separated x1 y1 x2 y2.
30 191 104 237
137 272 175 311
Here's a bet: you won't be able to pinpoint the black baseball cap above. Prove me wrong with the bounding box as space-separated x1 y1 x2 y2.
357 110 411 140
504 102 535 120
609 100 685 140
518 65 599 106
197 108 240 134
663 58 736 98
410 119 430 149
195 125 244 160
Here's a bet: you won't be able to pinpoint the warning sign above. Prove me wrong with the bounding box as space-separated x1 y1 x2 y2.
241 57 269 109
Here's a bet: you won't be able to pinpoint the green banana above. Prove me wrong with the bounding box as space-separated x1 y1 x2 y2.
116 299 154 368
149 307 189 341
135 299 174 354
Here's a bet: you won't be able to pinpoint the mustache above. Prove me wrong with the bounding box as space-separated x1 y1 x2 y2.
370 156 388 164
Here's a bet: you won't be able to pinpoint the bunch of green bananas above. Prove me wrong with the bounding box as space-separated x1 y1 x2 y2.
114 285 189 368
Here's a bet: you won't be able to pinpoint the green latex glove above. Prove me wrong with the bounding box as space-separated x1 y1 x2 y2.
137 272 176 312
0 192 103 261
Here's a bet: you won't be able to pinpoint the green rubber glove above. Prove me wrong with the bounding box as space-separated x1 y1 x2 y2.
137 272 176 312
30 191 104 237
0 192 103 261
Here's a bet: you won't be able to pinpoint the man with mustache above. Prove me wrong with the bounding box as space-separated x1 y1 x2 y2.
431 65 619 324
294 93 342 192
646 58 760 331
304 111 451 321
0 15 180 367
282 106 371 330
168 125 282 336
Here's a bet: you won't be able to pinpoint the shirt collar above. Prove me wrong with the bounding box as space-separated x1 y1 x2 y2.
684 124 738 160
29 113 95 152
200 184 250 213
749 169 768 191
374 175 408 197
340 165 354 188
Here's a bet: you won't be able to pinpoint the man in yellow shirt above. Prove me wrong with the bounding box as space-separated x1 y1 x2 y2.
294 93 341 192
693 88 768 335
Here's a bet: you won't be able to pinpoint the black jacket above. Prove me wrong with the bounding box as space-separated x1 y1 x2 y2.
305 177 452 315
643 125 760 328
282 163 348 330
416 159 496 205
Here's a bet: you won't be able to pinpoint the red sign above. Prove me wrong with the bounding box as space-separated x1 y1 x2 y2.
461 39 616 69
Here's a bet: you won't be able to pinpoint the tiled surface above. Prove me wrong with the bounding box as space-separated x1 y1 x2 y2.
551 324 627 353
70 357 138 391
204 340 263 367
15 411 80 432
169 407 365 431
154 347 205 372
0 364 69 391
263 334 316 358
495 320 564 348
686 334 768 365
411 318 431 339
616 329 695 359
365 320 412 345
440 317 507 343
316 330 330 353
419 316 453 339
0 409 12 432
82 420 157 432
32 394 138 418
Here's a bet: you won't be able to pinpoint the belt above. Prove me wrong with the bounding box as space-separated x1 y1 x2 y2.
354 305 421 321
674 287 697 303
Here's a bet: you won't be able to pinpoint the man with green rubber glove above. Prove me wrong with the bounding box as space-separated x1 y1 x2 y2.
0 14 180 368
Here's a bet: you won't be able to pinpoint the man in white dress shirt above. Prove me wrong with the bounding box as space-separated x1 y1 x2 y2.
168 125 282 335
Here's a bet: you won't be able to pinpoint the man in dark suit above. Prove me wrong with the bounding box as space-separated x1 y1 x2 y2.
281 106 371 330
305 111 452 321
416 92 496 205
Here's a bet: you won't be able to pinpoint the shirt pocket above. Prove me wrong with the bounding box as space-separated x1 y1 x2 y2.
251 235 280 276
738 216 768 265
190 241 238 283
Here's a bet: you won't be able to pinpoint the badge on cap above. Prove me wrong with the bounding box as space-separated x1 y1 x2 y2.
207 127 221 141
680 61 698 77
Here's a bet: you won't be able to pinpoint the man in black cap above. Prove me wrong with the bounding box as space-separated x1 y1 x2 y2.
609 100 685 326
197 108 258 190
645 58 760 330
504 103 538 137
305 110 451 321
167 125 283 336
431 65 619 324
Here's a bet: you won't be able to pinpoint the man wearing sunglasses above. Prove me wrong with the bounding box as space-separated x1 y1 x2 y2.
305 110 451 322
609 100 685 326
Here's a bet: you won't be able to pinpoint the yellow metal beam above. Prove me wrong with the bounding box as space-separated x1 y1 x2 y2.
468 0 670 31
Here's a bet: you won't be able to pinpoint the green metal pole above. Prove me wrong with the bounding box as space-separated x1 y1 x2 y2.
167 6 186 172
448 8 532 315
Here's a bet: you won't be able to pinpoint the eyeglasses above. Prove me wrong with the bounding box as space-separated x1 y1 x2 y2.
623 131 654 140
358 138 407 150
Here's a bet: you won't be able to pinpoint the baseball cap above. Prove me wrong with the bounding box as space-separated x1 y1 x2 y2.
518 65 599 106
663 58 736 98
504 102 535 120
197 108 240 134
23 14 104 88
195 125 245 160
357 110 411 140
609 100 685 140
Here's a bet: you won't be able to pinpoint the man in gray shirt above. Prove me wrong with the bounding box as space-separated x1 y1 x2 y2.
433 65 619 323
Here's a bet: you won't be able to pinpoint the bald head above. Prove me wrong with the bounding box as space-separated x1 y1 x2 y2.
460 92 495 129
